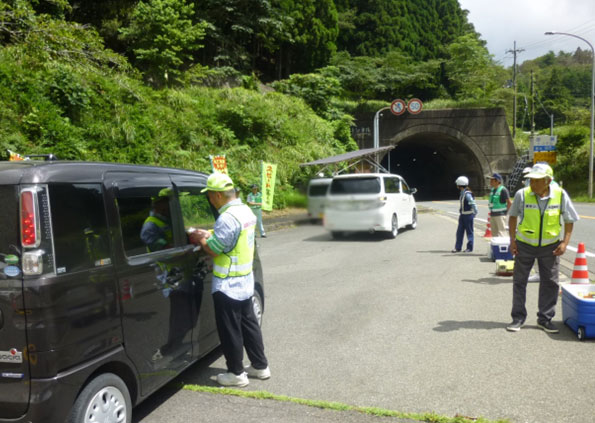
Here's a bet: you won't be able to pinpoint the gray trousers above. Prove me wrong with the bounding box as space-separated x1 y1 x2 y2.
511 240 560 324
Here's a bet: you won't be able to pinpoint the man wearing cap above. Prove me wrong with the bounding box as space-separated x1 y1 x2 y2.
487 173 512 238
189 173 270 387
506 163 579 333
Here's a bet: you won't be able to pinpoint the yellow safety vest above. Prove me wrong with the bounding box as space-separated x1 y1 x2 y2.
213 204 256 278
143 215 173 252
516 186 563 247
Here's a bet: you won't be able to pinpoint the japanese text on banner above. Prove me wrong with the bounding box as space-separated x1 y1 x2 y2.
261 162 277 211
210 155 228 174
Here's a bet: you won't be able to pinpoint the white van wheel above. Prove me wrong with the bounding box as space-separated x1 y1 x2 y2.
388 214 398 239
68 373 131 423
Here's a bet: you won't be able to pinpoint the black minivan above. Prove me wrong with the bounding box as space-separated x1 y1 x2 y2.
0 159 265 423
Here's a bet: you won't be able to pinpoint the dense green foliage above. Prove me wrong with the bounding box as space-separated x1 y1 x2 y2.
334 0 476 60
0 1 351 206
0 0 593 199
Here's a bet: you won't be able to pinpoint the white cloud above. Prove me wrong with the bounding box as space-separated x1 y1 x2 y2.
458 0 595 66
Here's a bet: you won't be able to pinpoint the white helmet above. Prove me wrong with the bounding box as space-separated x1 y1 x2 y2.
455 176 469 186
522 167 532 175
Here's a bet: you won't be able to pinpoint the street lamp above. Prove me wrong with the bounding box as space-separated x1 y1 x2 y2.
545 31 595 198
373 106 389 172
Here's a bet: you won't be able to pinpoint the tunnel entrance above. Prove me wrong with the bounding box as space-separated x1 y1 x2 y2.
380 132 485 201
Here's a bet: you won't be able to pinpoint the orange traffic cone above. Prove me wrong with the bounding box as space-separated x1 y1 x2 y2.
483 211 492 238
571 242 590 284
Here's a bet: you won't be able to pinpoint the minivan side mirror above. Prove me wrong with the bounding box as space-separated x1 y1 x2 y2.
411 188 417 195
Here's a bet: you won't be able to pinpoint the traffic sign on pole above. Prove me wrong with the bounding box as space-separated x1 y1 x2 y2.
407 98 423 114
390 99 406 116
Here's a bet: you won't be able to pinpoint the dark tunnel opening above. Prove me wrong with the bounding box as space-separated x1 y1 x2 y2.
380 133 484 201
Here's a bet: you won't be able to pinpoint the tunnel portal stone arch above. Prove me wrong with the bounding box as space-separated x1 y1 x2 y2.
384 124 491 198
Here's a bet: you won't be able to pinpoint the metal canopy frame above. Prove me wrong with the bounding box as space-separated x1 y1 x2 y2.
300 146 395 176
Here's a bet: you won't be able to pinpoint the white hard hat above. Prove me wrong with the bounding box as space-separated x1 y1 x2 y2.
455 176 469 186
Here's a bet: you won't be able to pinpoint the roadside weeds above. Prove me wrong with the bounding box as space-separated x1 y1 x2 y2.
181 384 511 423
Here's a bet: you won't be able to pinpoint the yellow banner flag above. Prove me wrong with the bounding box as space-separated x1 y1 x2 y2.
261 162 277 211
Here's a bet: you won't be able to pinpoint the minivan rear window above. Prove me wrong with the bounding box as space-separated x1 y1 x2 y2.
330 177 381 194
49 184 110 273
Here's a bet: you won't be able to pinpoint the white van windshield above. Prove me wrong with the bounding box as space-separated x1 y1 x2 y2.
330 177 381 194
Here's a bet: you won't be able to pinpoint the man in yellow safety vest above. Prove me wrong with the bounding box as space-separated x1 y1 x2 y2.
506 163 579 333
189 173 270 387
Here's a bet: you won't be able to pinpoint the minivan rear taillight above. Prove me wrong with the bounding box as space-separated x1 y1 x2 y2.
20 189 40 248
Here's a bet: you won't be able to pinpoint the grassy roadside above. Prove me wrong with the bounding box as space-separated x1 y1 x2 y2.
181 384 510 423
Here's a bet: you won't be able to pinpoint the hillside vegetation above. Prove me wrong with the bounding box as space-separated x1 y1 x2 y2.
0 0 593 201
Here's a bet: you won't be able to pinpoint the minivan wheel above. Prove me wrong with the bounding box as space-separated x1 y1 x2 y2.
252 290 264 327
388 214 398 239
68 373 131 423
407 209 417 230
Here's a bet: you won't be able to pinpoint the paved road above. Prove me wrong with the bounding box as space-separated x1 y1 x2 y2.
135 211 595 423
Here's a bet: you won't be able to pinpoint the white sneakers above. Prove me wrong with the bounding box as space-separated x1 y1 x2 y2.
216 372 249 387
216 366 271 387
245 365 271 380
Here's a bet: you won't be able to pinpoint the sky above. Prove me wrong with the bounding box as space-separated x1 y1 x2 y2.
458 0 595 67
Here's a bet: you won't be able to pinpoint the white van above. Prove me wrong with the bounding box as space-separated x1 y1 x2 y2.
307 178 332 221
323 173 417 239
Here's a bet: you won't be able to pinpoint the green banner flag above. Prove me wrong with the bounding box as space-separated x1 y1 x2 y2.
261 162 277 211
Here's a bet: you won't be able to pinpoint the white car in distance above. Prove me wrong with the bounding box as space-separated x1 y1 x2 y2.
323 173 417 239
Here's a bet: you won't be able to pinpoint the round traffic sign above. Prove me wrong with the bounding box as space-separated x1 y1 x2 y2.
390 99 406 116
407 98 423 114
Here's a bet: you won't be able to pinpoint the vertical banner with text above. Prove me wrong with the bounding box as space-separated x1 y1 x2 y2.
261 162 277 211
210 155 228 174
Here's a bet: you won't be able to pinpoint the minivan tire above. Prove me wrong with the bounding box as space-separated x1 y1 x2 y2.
67 373 131 423
387 214 398 239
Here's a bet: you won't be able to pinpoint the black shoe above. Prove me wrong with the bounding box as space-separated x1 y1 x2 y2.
506 320 524 332
261 234 267 238
464 249 472 252
451 249 461 253
537 321 559 334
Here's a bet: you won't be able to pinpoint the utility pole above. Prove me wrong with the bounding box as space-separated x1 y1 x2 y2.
530 70 535 136
506 41 524 138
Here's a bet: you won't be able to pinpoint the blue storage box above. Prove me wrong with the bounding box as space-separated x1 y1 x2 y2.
490 237 513 261
561 284 595 340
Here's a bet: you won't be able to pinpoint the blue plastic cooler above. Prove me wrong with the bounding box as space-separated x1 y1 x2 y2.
490 237 513 261
561 284 595 341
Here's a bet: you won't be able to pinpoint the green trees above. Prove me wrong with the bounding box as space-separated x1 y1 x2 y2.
444 33 498 100
119 0 207 87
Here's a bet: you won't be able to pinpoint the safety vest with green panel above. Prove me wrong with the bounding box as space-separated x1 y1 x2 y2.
489 185 507 214
516 186 563 247
213 204 256 279
143 215 173 252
